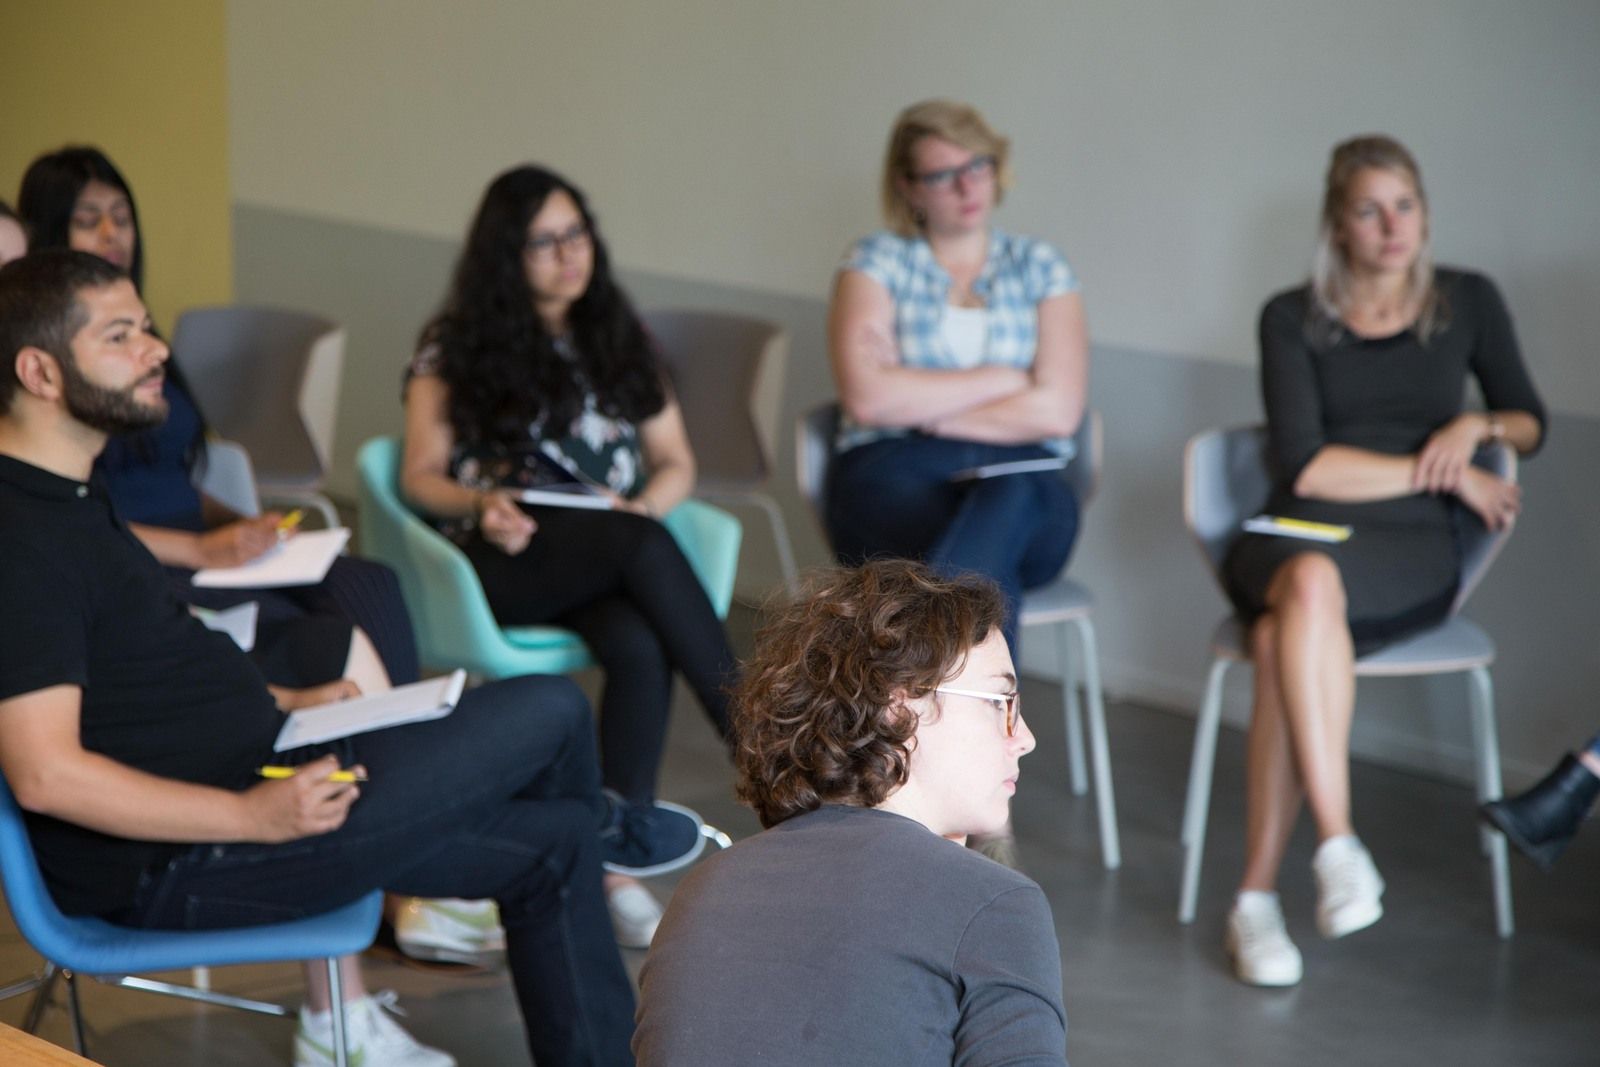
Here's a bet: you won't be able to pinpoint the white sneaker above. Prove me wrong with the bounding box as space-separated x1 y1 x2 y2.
295 991 456 1067
1225 892 1303 987
393 897 506 964
608 881 665 949
1312 835 1385 939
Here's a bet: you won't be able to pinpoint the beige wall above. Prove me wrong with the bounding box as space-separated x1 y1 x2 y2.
229 0 1600 412
3 0 231 328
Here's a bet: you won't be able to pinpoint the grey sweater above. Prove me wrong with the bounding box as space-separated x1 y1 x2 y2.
634 805 1067 1066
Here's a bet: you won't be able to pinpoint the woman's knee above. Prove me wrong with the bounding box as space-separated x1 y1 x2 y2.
1267 552 1347 617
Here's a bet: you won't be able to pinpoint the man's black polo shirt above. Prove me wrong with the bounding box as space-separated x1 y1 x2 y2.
0 454 282 916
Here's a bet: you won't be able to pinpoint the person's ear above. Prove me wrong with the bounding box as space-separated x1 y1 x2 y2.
13 346 65 401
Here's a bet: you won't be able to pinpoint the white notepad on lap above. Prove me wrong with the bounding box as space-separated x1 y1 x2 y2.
273 670 468 752
193 527 351 589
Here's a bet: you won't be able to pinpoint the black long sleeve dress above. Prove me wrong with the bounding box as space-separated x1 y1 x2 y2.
1222 268 1545 654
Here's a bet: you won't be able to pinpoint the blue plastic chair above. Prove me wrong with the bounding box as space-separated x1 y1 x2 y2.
355 435 742 679
0 774 383 1063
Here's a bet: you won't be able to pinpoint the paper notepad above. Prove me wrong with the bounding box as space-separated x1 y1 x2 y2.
190 601 259 651
193 528 351 589
949 456 1070 482
1242 515 1353 543
273 669 468 752
517 486 613 510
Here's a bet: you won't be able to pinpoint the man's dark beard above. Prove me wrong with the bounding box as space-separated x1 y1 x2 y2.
58 355 167 435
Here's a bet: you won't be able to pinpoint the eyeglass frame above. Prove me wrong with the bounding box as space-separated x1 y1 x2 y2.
933 685 1021 737
906 154 997 192
524 222 592 261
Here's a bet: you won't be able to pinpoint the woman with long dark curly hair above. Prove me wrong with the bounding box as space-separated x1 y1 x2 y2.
402 164 738 947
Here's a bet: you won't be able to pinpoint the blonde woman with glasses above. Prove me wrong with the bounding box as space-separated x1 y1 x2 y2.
825 99 1088 661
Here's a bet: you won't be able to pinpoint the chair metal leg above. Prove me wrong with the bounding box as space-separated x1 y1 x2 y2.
1467 665 1513 938
1071 617 1120 870
0 968 50 1005
1179 658 1231 924
98 974 292 1016
701 489 799 595
327 958 348 1067
21 963 59 1033
751 492 800 595
64 970 87 1057
1057 621 1088 796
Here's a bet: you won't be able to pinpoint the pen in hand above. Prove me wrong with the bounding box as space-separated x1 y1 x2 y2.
276 510 305 538
257 764 368 784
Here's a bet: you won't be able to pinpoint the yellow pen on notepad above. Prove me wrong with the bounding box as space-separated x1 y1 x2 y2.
276 509 305 536
1244 515 1353 543
257 765 367 784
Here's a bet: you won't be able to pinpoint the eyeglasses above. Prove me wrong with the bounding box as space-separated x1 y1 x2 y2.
524 223 591 261
934 686 1021 737
908 155 996 192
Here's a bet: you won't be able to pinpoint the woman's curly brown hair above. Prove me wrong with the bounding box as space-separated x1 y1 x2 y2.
733 560 1004 828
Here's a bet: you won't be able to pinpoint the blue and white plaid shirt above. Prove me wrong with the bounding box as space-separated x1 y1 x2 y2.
836 227 1079 453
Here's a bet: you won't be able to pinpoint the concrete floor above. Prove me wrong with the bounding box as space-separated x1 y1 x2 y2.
3 606 1597 1065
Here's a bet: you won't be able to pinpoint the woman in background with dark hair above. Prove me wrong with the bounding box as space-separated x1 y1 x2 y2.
634 560 1065 1066
0 202 27 266
402 164 737 947
18 146 421 691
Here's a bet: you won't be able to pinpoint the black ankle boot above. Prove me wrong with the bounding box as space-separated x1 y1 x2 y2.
1481 755 1600 871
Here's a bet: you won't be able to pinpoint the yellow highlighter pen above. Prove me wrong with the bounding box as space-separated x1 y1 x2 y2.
257 765 367 784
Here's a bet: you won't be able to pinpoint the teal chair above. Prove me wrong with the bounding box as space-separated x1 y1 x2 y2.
356 436 741 678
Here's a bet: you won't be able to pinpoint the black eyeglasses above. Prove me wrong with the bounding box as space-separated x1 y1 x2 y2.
524 223 591 261
908 155 996 191
934 686 1021 737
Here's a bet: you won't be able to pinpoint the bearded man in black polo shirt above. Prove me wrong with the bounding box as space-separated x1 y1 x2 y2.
0 251 637 1067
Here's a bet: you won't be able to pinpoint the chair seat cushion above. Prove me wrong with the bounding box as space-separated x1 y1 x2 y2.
501 626 591 654
1209 615 1495 675
1019 577 1095 626
27 893 383 977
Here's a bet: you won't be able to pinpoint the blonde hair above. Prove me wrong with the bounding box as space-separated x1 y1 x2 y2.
1310 134 1442 341
879 99 1012 237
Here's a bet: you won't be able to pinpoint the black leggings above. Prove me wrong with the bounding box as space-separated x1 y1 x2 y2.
464 507 735 805
174 554 421 686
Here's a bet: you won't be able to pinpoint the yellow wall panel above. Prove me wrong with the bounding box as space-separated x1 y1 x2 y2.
0 0 231 328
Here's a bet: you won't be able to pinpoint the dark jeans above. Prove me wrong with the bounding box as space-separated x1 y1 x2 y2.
116 675 635 1067
176 554 422 686
464 507 736 806
826 435 1079 654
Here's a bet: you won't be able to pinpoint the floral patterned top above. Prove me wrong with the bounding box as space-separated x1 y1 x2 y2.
409 338 646 544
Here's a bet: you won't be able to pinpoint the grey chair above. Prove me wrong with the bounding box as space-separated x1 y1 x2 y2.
797 404 1119 869
645 309 798 593
1178 425 1516 937
194 439 260 519
173 306 346 528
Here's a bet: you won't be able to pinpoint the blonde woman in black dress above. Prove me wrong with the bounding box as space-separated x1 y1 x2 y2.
1220 136 1545 986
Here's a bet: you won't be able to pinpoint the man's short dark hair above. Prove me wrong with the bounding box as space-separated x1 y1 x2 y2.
0 250 127 412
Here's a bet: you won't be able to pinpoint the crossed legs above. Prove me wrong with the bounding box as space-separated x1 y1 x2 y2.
1240 552 1356 892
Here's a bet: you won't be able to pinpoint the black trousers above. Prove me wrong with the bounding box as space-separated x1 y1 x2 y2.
464 507 735 805
117 676 635 1067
